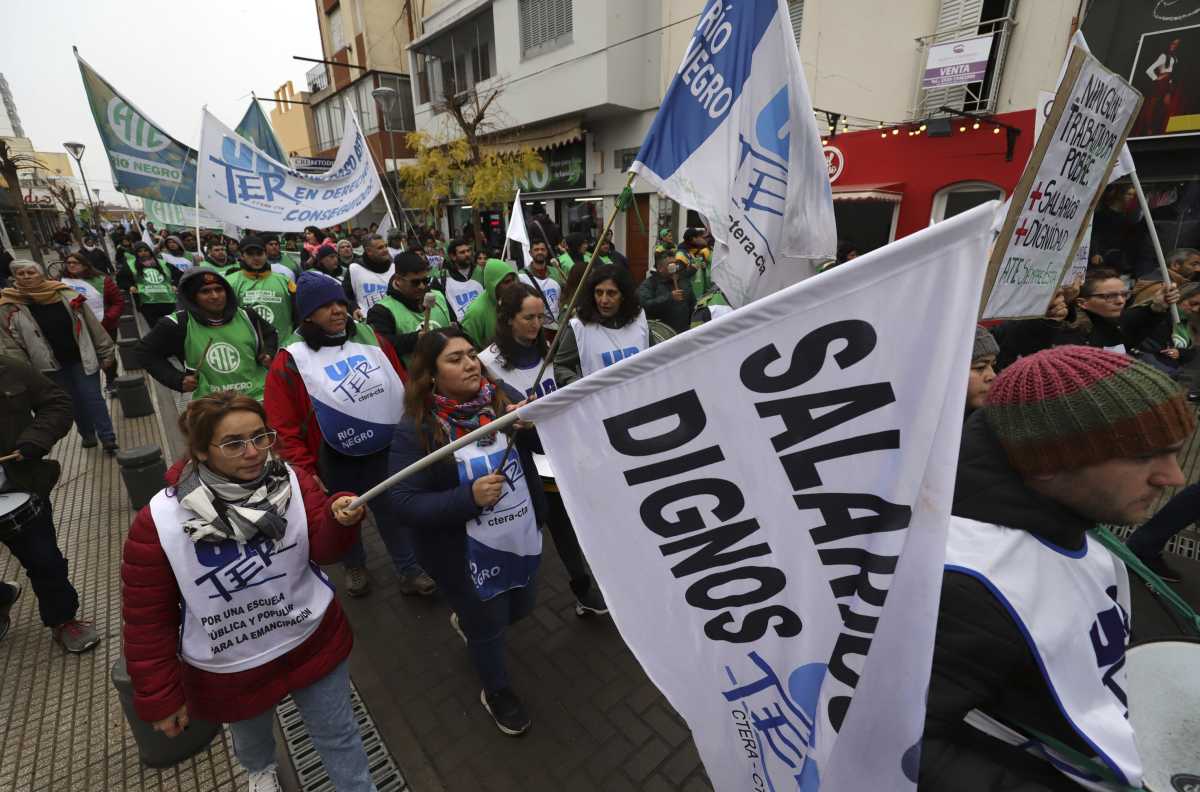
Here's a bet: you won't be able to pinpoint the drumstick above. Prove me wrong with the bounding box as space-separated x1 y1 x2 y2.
0 452 21 463
669 261 680 293
421 292 436 333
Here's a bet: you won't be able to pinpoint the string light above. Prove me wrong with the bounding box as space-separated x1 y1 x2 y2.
919 124 927 132
993 126 1001 134
972 121 981 130
892 128 900 135
881 131 888 138
959 125 967 132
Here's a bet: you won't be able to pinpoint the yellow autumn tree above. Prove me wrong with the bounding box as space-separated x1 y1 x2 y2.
398 89 541 249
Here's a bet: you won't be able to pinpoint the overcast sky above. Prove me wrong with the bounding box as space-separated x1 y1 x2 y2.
0 0 323 204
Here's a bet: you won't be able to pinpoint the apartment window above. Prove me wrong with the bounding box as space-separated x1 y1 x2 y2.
378 73 416 131
315 102 334 151
788 0 803 48
329 6 346 51
519 0 573 59
614 147 638 172
411 10 496 106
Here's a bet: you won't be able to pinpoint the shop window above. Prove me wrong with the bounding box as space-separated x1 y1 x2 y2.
834 200 899 254
931 181 1004 224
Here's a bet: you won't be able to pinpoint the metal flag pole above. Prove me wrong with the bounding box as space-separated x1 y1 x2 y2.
346 409 522 510
346 171 639 509
1129 169 1181 325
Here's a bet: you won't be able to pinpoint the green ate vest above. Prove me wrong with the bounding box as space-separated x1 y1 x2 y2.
273 252 301 275
178 309 265 400
128 258 176 305
378 292 452 366
225 269 295 340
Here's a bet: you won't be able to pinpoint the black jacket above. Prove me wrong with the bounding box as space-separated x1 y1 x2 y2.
387 386 546 599
136 270 278 392
920 413 1097 791
637 272 695 335
992 303 1169 371
0 356 72 498
365 283 458 361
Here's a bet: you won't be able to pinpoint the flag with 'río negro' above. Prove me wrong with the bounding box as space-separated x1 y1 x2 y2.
631 0 836 308
520 201 997 791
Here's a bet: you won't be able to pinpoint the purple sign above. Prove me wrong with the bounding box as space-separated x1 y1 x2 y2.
922 34 995 89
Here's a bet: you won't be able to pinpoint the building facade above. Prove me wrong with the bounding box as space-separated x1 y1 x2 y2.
305 0 421 227
269 81 320 161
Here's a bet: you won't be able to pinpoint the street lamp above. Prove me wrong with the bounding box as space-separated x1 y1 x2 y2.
371 86 404 233
63 141 99 232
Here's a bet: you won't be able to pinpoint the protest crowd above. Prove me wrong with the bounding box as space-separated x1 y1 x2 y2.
6 5 1200 792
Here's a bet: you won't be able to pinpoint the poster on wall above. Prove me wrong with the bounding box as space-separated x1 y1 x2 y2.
1081 0 1200 139
922 35 995 89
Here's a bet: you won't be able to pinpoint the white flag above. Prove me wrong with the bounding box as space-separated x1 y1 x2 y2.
198 108 381 232
521 201 996 792
506 190 531 268
376 211 393 240
631 0 836 308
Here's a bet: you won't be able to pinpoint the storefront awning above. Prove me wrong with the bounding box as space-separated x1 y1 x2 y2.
482 117 585 156
832 182 904 203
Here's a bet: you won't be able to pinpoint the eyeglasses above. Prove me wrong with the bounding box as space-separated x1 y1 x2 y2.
1087 291 1130 303
212 431 277 457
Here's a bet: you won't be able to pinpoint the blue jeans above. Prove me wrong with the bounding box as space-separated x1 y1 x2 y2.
1127 482 1200 560
49 362 115 442
227 661 376 792
320 446 419 575
448 581 538 694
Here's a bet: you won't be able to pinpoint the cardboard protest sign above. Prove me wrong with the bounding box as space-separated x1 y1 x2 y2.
981 47 1142 320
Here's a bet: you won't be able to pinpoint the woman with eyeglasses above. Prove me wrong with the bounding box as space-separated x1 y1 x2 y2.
367 252 456 370
121 391 378 792
389 327 544 736
265 271 436 600
990 268 1180 370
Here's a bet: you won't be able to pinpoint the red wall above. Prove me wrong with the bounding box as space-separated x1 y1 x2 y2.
826 109 1035 239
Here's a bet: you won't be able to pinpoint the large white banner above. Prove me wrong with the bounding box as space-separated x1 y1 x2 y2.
521 202 996 791
198 109 381 232
632 0 836 308
143 197 222 230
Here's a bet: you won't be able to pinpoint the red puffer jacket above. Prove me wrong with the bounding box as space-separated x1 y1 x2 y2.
121 461 360 724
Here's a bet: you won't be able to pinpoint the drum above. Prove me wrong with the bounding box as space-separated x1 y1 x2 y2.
532 452 557 493
0 491 43 543
647 319 677 346
1126 639 1200 791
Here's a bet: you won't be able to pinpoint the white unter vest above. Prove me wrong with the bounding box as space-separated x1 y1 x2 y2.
349 263 391 311
570 311 649 377
152 466 334 673
944 517 1142 789
62 278 105 323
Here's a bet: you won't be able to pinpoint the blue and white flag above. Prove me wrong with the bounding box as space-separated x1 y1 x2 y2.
632 0 836 308
198 108 381 232
522 202 998 792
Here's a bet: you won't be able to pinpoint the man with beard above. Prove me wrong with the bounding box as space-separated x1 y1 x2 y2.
344 234 394 318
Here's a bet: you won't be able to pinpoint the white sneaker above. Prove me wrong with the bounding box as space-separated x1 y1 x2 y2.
248 765 281 792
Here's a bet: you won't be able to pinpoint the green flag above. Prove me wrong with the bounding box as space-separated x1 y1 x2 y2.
74 48 198 205
235 98 290 167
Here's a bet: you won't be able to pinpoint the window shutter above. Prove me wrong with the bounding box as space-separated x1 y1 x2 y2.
788 0 804 48
922 0 988 115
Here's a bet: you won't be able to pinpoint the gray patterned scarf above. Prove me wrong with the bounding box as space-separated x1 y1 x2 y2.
176 457 293 543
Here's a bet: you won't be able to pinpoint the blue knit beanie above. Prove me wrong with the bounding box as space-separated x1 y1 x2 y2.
295 270 347 320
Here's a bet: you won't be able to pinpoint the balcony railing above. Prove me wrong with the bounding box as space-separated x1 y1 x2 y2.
910 15 1017 119
307 63 329 94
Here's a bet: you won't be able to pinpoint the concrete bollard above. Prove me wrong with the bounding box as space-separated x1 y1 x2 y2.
115 375 155 418
117 338 143 371
116 445 166 510
119 313 139 341
111 654 220 768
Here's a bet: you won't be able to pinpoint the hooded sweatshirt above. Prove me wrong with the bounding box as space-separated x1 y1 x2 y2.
459 258 517 349
161 236 196 272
